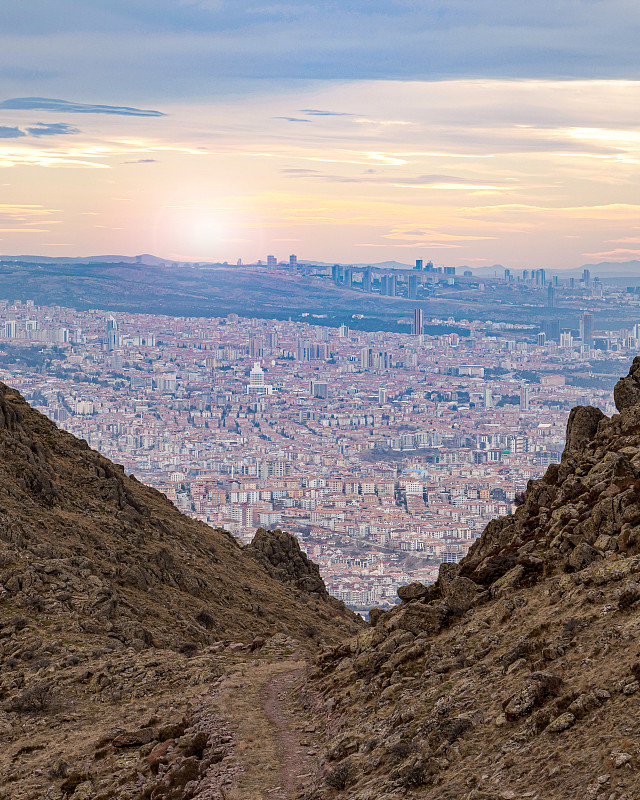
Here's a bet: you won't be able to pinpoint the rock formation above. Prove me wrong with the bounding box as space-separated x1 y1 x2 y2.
304 357 640 800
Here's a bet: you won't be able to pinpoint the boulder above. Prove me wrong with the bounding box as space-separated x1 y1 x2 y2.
443 576 479 615
397 582 428 602
614 356 640 412
563 405 605 456
393 602 447 636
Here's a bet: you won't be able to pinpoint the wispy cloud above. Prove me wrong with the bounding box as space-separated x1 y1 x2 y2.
0 98 165 117
300 109 353 116
0 126 25 139
25 122 80 136
287 170 511 190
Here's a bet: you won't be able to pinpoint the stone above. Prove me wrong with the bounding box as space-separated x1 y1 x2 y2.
545 712 576 733
368 607 384 627
614 356 640 412
564 406 605 455
397 582 428 602
490 565 525 597
567 543 599 572
444 576 480 615
112 727 155 747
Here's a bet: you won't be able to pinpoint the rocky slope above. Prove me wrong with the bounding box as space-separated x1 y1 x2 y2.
0 382 360 799
305 358 640 800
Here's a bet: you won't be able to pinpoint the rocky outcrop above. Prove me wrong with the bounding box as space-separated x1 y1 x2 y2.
614 354 640 411
304 359 640 800
246 528 329 598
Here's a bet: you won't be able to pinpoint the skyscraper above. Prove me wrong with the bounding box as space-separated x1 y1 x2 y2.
580 312 594 344
289 254 298 266
362 267 372 292
408 275 418 300
412 307 423 335
267 254 277 266
520 386 530 411
547 284 556 308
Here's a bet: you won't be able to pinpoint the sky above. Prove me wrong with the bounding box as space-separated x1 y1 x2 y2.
1 1 640 268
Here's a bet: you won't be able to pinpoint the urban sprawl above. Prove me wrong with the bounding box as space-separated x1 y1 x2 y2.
0 262 633 611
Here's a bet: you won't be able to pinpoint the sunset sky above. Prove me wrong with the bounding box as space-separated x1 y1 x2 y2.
1 1 640 268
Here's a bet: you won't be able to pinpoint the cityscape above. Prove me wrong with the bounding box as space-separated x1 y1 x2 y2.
0 258 630 612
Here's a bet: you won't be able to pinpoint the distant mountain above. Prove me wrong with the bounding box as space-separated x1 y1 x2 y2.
580 259 640 278
469 260 640 279
0 253 180 266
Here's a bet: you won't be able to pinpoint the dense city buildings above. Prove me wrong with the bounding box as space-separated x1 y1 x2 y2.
0 277 629 610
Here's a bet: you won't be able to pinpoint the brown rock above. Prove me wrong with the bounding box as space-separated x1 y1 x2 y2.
147 739 176 773
563 406 605 455
397 582 428 602
156 721 186 742
112 727 155 748
614 356 640 411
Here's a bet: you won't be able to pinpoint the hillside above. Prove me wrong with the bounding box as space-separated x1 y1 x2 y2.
303 358 640 800
0 382 360 799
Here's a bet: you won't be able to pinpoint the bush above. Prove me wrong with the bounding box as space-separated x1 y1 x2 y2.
196 608 216 629
324 759 355 790
400 757 429 788
4 682 52 713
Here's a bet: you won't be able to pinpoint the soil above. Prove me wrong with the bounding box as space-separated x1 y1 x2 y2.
262 668 315 799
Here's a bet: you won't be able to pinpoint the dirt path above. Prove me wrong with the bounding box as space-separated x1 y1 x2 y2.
262 668 316 799
215 657 319 800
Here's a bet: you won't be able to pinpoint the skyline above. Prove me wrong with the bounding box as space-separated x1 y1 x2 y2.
1 3 640 267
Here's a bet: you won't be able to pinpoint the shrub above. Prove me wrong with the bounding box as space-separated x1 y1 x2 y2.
196 608 216 629
4 682 52 713
324 759 355 790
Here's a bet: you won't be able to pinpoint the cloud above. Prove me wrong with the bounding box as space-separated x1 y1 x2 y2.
2 2 640 100
274 116 310 122
124 158 158 163
279 168 320 173
301 109 353 116
288 171 510 189
26 122 80 136
0 98 164 117
0 126 25 138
